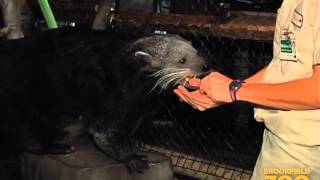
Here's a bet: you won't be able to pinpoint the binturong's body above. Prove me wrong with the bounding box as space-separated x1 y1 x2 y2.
0 28 206 173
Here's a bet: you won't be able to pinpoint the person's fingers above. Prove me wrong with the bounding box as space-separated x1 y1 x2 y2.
199 77 211 95
177 86 204 98
175 87 215 110
175 90 222 110
200 72 220 95
174 89 189 103
177 85 188 91
187 77 201 87
183 94 207 110
175 89 196 105
174 89 207 110
177 86 211 102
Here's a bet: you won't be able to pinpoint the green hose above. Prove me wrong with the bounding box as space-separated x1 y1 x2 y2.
37 0 58 29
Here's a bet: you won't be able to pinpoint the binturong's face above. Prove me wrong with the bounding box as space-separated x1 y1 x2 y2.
133 35 207 90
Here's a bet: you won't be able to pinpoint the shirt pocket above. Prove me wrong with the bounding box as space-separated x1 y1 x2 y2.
291 8 303 28
290 4 314 56
293 26 314 63
279 25 314 79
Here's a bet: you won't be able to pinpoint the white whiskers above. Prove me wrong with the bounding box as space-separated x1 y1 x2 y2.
149 68 196 93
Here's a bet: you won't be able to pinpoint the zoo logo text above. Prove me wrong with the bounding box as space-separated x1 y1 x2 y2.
264 168 310 180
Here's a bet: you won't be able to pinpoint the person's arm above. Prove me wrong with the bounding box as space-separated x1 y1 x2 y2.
237 65 320 110
244 67 267 83
238 0 320 110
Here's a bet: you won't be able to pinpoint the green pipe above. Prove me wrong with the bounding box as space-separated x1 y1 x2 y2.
37 0 58 29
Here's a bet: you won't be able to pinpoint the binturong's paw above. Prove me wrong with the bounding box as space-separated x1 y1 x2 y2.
123 154 150 174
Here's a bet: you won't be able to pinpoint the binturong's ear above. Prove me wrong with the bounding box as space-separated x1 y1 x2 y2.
134 51 153 61
134 51 159 73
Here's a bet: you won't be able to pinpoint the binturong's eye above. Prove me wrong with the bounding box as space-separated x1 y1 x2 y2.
178 58 186 64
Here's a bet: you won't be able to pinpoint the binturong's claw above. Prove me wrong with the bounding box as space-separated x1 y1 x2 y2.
183 76 201 91
123 154 150 174
182 71 213 91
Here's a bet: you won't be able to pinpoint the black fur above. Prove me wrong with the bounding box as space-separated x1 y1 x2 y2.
0 28 205 172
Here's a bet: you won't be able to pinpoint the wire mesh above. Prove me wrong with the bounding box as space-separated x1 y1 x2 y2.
24 0 281 179
107 1 279 179
135 35 270 179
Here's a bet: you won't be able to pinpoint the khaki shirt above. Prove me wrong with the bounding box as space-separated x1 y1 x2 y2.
254 0 320 146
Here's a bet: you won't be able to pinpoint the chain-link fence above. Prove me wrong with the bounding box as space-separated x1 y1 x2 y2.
105 1 278 179
136 36 271 179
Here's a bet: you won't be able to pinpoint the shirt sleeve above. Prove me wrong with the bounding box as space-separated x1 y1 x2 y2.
314 0 320 65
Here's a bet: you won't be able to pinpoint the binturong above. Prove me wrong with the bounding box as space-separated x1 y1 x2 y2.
0 28 207 174
132 35 206 91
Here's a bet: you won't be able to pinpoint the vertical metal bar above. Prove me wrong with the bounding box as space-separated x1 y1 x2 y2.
0 0 24 39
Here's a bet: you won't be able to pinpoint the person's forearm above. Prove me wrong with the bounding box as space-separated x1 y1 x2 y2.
237 66 320 110
244 67 267 83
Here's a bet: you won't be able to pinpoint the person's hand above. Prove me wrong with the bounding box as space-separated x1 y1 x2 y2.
199 72 233 103
174 86 223 111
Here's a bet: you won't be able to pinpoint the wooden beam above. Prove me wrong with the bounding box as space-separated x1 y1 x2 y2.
111 11 276 41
